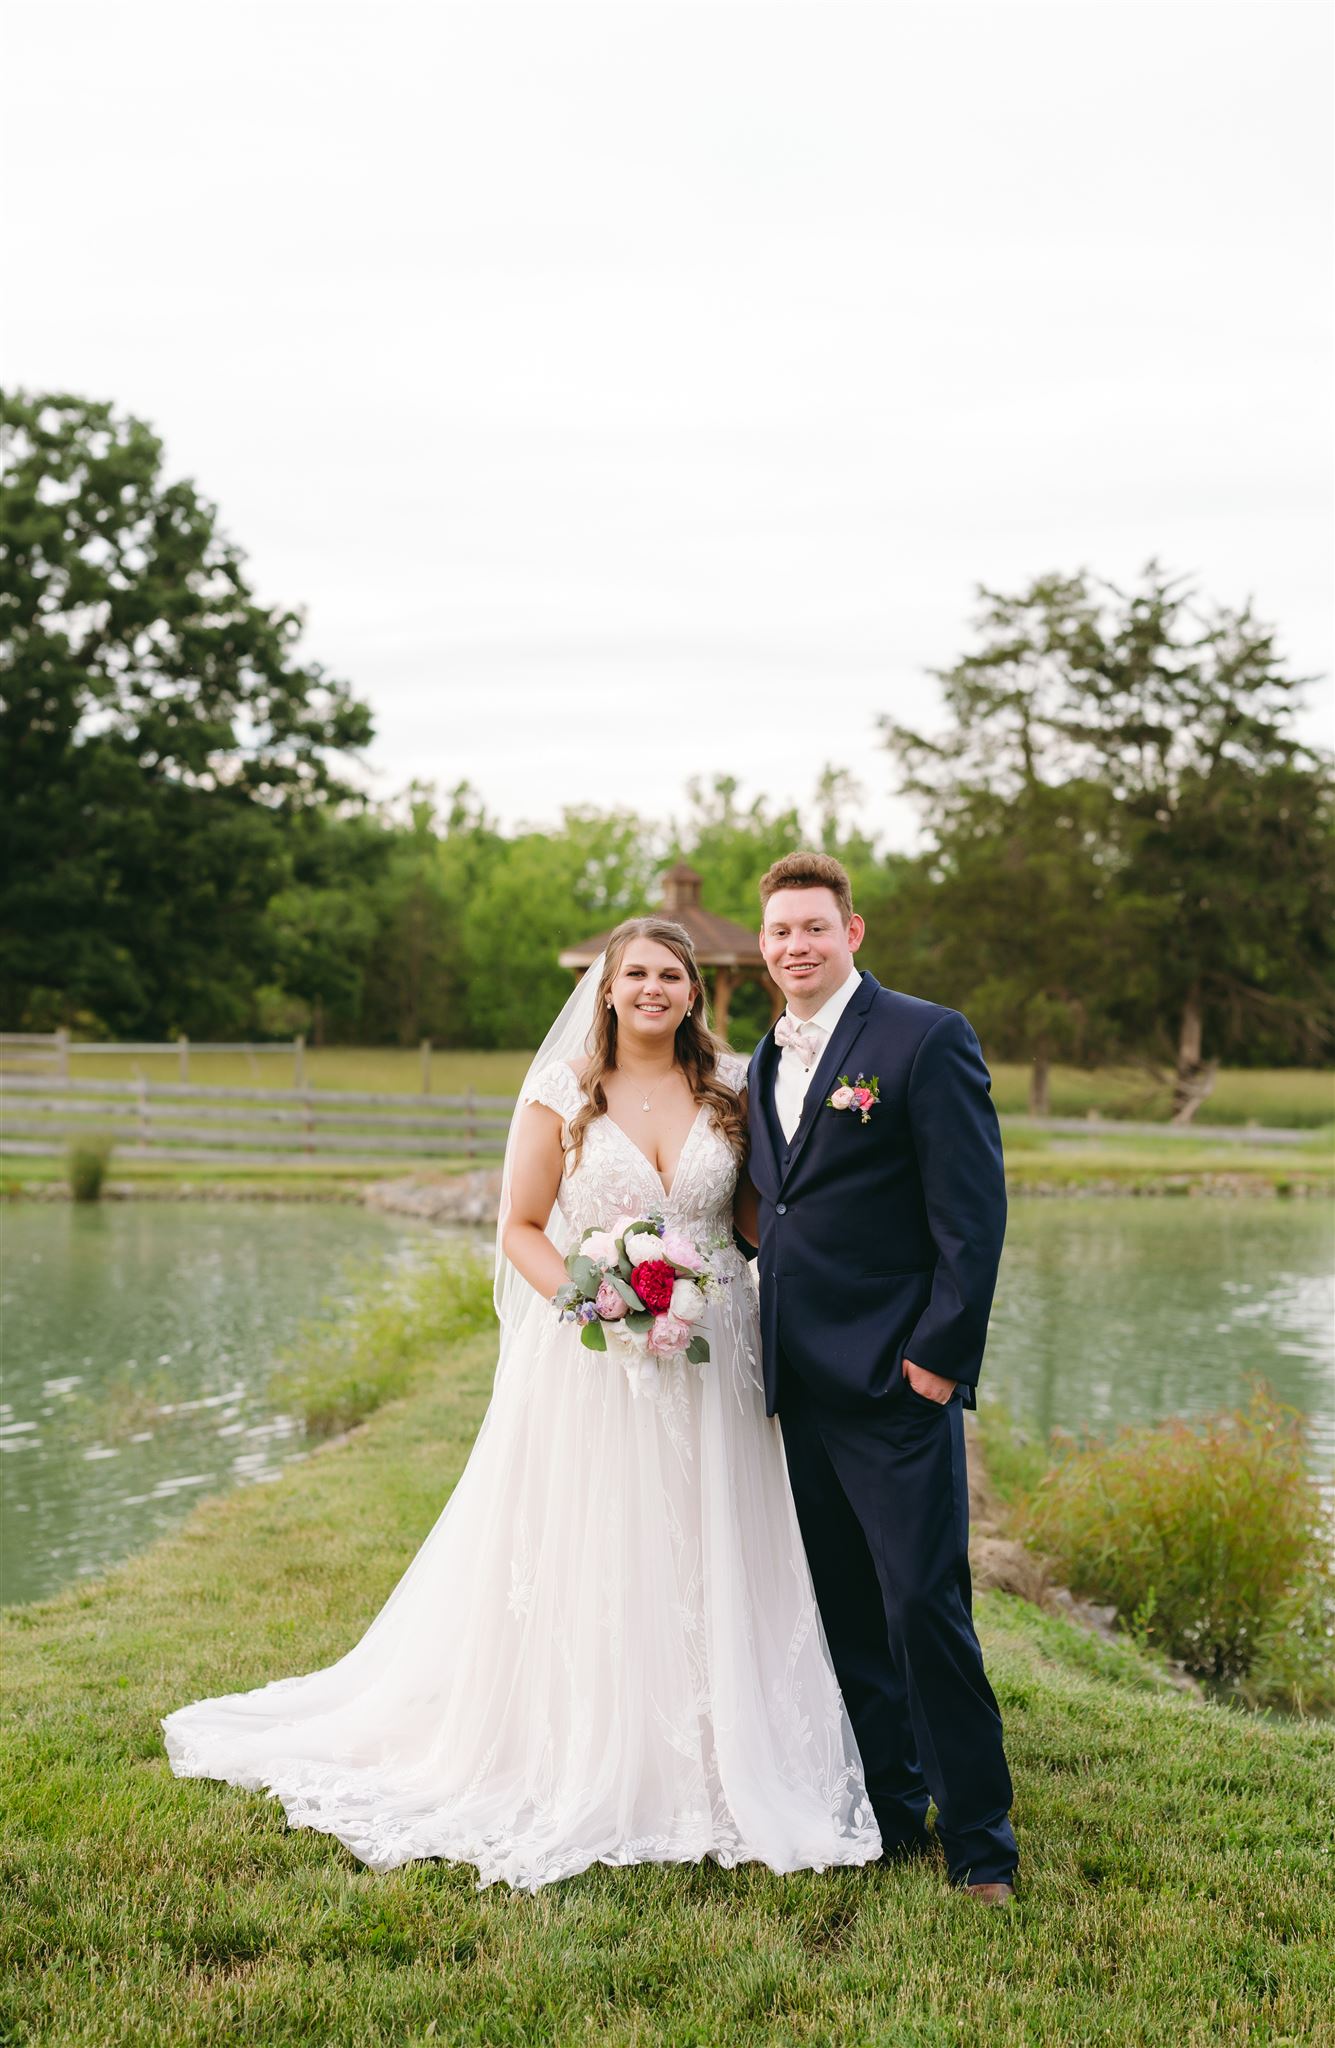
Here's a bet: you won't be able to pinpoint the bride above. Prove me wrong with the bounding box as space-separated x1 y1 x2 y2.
162 917 881 1890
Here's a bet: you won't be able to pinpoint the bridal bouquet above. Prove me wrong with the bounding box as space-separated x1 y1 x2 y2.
555 1214 725 1391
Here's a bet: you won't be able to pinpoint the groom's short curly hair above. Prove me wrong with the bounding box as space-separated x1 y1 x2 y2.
759 851 854 925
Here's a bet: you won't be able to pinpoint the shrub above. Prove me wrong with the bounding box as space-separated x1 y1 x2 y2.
271 1244 495 1439
1022 1387 1335 1711
66 1136 114 1201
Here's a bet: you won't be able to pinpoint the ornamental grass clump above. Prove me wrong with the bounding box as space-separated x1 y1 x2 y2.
271 1245 495 1440
66 1135 113 1201
1023 1386 1334 1713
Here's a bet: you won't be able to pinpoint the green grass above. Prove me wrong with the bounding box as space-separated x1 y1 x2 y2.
21 1046 536 1097
1019 1389 1335 1714
3 1316 1333 2044
0 1154 482 1198
987 1062 1335 1127
270 1245 496 1438
999 1128 1333 1194
3 1129 1329 1202
11 1047 1332 1124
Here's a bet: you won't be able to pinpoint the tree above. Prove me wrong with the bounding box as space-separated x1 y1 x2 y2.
669 776 803 925
884 565 1333 1113
457 806 659 1047
1 391 374 1034
882 781 1156 1113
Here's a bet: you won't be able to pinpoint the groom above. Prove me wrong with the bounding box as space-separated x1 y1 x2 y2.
745 850 1019 1902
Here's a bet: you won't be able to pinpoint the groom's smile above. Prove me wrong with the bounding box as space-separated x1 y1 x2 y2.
760 886 866 1019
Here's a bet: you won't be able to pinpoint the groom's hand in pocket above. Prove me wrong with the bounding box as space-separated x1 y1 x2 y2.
903 1358 957 1404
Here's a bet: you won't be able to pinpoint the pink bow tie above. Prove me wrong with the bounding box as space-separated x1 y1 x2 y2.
775 1013 821 1068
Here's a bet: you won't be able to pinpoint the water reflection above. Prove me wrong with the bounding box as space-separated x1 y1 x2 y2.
2 1196 1331 1607
986 1198 1334 1474
1 1202 432 1605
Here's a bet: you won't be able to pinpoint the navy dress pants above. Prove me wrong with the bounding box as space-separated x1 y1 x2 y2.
777 1358 1018 1886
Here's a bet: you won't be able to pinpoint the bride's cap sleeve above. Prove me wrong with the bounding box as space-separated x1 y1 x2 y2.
521 1061 584 1125
717 1051 749 1092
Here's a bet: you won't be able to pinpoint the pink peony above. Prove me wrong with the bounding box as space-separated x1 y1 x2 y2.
658 1227 700 1269
647 1313 692 1356
830 1085 855 1110
594 1278 629 1320
853 1087 874 1109
582 1231 619 1269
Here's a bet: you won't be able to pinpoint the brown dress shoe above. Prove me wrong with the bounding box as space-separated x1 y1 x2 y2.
965 1881 1016 1905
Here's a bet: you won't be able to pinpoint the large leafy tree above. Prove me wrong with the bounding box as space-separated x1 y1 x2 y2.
884 565 1333 1114
1 392 373 1034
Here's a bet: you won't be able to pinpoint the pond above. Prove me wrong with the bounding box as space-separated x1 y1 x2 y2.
1 1202 433 1607
2 1196 1331 1607
987 1198 1333 1473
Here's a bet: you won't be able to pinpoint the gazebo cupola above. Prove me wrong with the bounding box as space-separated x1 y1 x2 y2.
558 863 781 1035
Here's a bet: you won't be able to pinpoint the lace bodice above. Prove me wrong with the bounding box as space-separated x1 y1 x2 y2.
523 1055 748 1248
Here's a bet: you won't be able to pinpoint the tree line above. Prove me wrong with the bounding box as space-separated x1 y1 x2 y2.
3 392 1331 1111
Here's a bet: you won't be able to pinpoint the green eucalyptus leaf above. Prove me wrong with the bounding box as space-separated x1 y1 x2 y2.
580 1319 608 1352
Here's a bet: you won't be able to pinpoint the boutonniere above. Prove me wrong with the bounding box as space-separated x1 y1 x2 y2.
827 1073 880 1125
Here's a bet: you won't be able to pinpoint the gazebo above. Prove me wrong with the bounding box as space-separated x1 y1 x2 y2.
558 863 781 1036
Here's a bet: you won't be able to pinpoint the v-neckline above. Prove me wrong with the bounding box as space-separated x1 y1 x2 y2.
603 1102 707 1203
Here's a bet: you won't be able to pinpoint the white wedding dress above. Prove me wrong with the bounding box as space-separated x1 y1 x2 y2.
162 1052 880 1890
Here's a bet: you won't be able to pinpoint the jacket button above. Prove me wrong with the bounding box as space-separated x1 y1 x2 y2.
776 1202 787 1215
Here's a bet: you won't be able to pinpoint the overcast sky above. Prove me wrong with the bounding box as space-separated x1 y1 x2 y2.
5 0 1332 847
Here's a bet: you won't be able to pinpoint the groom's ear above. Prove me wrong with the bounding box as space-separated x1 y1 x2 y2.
848 912 866 951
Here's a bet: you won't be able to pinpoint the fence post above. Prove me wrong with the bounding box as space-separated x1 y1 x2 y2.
419 1038 432 1095
466 1085 476 1159
294 1035 306 1090
178 1033 189 1081
55 1028 69 1079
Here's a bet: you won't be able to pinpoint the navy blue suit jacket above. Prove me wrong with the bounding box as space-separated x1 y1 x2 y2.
746 971 1006 1418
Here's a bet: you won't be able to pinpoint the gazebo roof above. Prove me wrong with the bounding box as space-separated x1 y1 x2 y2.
557 863 762 970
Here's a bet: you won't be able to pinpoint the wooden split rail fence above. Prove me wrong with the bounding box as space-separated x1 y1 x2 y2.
0 1074 515 1166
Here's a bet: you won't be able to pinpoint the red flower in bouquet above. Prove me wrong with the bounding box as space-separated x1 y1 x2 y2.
630 1259 677 1313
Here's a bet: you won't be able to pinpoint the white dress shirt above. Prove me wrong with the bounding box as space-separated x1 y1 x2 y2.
773 966 864 1142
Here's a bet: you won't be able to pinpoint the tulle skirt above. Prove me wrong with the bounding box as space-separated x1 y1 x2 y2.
162 1282 880 1890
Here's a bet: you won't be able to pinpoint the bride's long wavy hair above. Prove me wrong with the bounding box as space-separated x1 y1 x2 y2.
566 918 747 1173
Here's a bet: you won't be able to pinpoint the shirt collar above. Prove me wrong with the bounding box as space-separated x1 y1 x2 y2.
789 965 863 1041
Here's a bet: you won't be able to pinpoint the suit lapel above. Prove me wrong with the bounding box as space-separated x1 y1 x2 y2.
747 1031 782 1194
780 970 879 1187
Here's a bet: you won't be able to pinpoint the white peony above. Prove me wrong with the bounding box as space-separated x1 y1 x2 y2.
624 1231 665 1267
669 1278 705 1324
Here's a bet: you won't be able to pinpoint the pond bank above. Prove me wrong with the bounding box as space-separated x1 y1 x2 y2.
5 1157 1329 1213
3 1322 1332 2046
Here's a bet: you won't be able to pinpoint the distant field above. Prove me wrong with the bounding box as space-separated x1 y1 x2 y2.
988 1063 1334 1128
15 1048 1333 1126
9 1047 535 1098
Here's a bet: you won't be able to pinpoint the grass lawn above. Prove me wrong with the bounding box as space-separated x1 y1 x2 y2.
4 1128 1330 1203
986 1063 1335 1129
3 1323 1332 2045
22 1048 1334 1127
